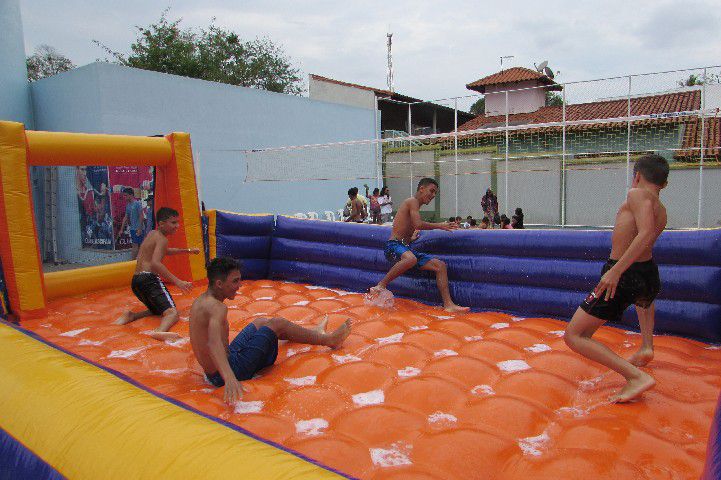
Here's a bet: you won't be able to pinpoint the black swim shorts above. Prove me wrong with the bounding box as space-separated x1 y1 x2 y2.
580 259 660 323
131 272 176 316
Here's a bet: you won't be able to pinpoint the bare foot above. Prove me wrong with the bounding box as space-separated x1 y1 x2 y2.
609 372 656 403
314 316 328 334
149 331 182 342
444 304 470 313
326 319 352 349
628 348 654 367
114 311 135 325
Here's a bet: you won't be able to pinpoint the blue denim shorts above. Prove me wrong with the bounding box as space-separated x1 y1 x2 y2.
206 323 279 387
384 240 432 269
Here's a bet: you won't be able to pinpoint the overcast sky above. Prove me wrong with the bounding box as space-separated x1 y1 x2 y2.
20 0 721 109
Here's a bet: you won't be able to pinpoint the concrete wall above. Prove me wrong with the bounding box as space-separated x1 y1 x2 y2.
30 62 377 265
308 77 375 110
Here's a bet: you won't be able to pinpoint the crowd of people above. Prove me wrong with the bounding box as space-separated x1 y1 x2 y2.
342 184 524 230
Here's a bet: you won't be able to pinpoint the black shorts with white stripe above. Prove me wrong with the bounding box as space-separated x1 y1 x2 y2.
131 272 176 316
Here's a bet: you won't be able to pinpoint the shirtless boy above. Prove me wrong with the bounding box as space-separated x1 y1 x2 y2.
190 257 352 404
115 207 200 341
370 177 469 313
564 154 669 403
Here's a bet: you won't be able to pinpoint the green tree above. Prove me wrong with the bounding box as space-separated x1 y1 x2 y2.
677 73 721 87
545 91 563 107
470 97 485 115
26 45 75 81
95 10 303 95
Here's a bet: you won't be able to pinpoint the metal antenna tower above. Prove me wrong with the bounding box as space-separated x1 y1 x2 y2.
386 32 394 93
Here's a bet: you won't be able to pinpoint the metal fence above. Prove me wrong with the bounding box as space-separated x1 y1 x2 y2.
240 65 721 229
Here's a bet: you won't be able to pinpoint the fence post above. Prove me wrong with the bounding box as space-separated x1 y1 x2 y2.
408 103 413 197
454 99 459 217
626 75 632 189
504 90 509 217
374 96 381 189
561 87 567 227
698 67 707 229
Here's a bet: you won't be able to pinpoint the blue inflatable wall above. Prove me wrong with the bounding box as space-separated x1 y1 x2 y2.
206 213 721 343
212 211 274 280
269 216 721 342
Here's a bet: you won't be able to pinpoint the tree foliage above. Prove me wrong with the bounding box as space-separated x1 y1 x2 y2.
26 45 75 81
545 91 563 107
677 73 721 87
95 10 303 95
470 97 485 115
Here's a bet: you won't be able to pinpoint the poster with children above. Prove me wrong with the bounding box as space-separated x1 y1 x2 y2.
108 166 155 250
75 165 113 250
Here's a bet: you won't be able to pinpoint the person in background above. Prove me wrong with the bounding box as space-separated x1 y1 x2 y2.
345 188 366 222
513 207 524 229
480 217 490 229
378 186 393 224
500 214 513 229
469 219 478 228
481 188 499 229
448 217 457 224
117 187 145 259
369 188 381 224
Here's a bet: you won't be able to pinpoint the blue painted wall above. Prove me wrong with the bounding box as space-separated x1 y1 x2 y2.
0 0 33 127
29 62 377 265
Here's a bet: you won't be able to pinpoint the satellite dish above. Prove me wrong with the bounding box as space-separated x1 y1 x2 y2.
544 66 555 79
535 60 548 73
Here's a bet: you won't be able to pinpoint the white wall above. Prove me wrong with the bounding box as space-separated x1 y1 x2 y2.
309 77 376 110
485 80 546 116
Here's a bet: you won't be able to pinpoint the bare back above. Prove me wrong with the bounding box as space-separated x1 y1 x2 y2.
134 230 167 273
189 292 229 375
390 197 420 243
610 188 667 262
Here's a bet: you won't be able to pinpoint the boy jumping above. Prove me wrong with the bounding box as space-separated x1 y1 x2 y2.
564 154 669 403
190 257 352 404
370 177 469 313
115 207 200 341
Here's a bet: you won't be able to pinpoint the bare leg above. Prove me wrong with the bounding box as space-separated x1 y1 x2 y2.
115 309 152 325
149 308 181 341
371 251 417 293
565 308 655 403
130 243 139 260
420 259 469 313
629 303 655 367
257 316 352 349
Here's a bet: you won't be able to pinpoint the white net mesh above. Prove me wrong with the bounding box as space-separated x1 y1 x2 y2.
208 66 721 229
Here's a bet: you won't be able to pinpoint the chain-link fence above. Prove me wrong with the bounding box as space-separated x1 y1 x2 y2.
242 65 721 229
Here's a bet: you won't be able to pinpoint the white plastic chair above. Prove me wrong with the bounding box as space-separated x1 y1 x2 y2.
323 211 336 222
307 211 319 220
337 209 344 221
294 212 308 219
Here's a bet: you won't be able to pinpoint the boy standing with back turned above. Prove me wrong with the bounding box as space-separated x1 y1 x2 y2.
369 177 469 313
564 154 669 403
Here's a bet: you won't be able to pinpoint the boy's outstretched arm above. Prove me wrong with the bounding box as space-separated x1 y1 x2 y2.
595 190 656 300
409 200 456 232
166 247 200 255
150 239 192 292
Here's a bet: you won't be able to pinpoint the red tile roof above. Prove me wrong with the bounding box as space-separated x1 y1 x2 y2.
457 90 720 159
459 90 701 131
310 74 397 98
466 67 561 93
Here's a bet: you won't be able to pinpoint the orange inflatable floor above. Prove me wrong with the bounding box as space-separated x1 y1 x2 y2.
19 280 721 480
